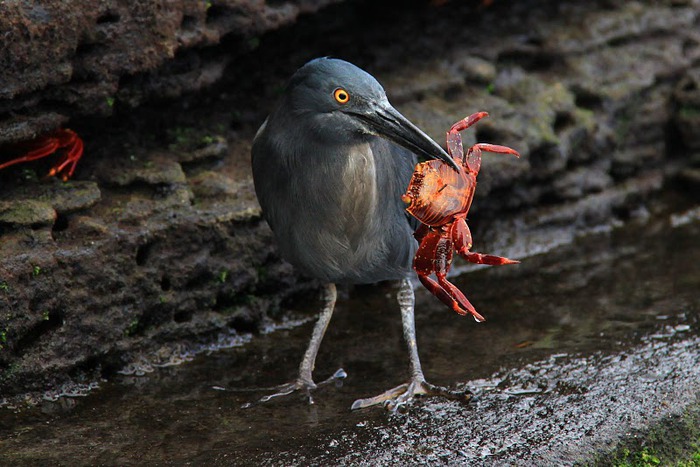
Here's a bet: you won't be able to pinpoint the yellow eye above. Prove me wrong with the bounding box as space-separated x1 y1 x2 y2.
333 88 350 104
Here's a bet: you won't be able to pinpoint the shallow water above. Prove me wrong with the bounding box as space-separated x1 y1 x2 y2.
1 195 699 465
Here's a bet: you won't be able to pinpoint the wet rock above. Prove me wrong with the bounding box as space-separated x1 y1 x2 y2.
0 114 69 145
475 171 664 261
0 180 101 214
551 165 613 201
674 68 700 150
188 171 238 198
69 216 110 237
101 157 187 186
455 56 497 86
378 58 466 104
327 336 700 466
175 137 229 164
677 167 700 192
0 200 56 227
0 0 346 144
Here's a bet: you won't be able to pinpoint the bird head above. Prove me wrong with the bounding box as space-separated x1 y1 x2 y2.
278 57 459 170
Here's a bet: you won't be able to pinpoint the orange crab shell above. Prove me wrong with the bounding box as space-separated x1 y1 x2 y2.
402 160 474 227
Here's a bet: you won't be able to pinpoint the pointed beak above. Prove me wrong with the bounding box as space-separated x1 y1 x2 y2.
355 102 460 171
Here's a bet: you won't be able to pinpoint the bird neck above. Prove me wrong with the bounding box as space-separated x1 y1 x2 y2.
270 112 368 171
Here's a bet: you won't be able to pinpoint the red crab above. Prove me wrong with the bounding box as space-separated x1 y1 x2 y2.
0 128 84 181
402 112 520 321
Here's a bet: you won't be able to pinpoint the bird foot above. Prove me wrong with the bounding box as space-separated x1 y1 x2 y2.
350 378 470 412
241 368 347 409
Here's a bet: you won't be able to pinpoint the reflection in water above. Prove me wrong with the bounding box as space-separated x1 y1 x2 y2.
0 199 698 464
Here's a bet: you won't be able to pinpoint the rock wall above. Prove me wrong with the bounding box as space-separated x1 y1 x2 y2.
0 0 343 144
1 0 699 399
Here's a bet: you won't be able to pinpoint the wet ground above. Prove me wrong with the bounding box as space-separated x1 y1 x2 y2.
0 191 699 465
3 0 699 404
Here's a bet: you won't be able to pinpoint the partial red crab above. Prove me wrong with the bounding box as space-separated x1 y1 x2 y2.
402 112 520 321
0 128 84 181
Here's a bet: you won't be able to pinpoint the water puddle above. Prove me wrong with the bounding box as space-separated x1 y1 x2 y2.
0 195 698 464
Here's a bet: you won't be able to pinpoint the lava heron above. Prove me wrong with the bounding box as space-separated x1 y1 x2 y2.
251 57 465 410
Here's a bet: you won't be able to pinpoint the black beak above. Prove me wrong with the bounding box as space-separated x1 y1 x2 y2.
356 103 460 171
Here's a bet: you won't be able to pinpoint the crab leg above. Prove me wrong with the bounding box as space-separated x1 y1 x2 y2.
49 134 84 180
452 219 519 266
0 129 84 180
0 140 60 171
447 112 489 164
472 143 520 158
417 274 484 322
462 251 520 266
436 274 485 322
414 229 485 321
463 143 520 175
448 112 489 134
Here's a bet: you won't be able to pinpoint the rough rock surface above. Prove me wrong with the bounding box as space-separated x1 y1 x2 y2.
1 0 700 401
262 338 700 466
0 0 343 144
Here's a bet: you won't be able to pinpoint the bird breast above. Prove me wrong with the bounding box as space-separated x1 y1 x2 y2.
341 143 378 231
307 141 389 283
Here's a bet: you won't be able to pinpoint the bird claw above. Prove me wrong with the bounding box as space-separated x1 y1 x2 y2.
241 368 347 409
351 378 471 412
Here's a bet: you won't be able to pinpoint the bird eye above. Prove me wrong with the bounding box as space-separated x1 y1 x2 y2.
333 88 350 104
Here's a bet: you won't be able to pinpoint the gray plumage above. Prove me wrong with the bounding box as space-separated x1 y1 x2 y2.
252 58 443 284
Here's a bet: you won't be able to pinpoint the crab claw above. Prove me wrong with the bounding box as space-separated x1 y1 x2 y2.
417 273 486 322
413 230 487 322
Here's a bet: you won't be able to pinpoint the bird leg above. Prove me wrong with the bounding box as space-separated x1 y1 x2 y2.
351 279 470 412
242 283 346 408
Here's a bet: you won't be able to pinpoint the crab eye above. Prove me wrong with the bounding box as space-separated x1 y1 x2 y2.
333 88 350 104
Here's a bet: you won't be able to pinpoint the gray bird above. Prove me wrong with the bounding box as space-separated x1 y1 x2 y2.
251 57 464 410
